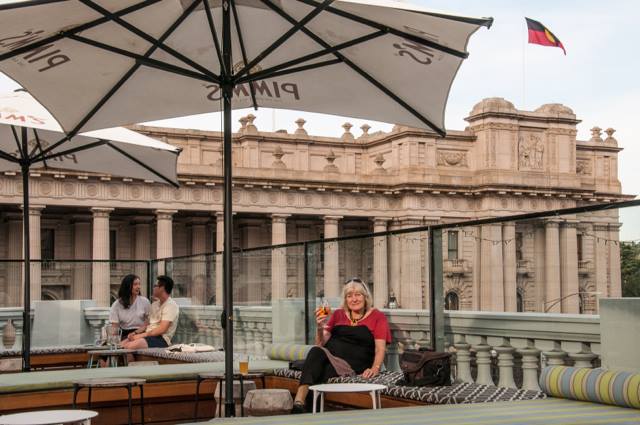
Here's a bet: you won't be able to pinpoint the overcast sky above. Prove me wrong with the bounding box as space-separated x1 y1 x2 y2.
0 0 638 239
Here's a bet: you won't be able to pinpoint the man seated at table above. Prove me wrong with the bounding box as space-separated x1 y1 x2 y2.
121 275 179 349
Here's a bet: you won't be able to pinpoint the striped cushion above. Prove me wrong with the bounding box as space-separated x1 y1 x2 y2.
539 366 640 409
266 344 312 361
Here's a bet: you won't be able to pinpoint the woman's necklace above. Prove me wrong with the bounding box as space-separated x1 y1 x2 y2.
349 310 365 326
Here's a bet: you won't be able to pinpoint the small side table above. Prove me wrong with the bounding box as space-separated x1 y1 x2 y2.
308 383 387 413
72 378 145 425
87 349 135 368
193 372 265 419
0 410 97 425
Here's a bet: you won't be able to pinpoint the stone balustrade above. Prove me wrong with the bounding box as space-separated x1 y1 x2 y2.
1 305 602 391
0 307 25 350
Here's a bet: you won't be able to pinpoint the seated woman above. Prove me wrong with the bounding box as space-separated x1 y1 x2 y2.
109 274 150 340
291 278 391 413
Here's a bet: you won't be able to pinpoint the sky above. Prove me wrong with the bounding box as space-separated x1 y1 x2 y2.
0 0 638 239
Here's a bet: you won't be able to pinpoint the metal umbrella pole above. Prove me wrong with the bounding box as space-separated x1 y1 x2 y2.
221 0 235 417
20 128 31 372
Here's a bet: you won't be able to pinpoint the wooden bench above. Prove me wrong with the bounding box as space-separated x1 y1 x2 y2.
0 360 288 425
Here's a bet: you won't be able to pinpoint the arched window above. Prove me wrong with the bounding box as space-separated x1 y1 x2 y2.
41 291 57 301
445 291 459 311
110 292 117 306
517 289 524 312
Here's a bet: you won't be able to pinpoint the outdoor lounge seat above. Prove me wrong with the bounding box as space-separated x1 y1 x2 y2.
271 368 546 404
134 348 267 364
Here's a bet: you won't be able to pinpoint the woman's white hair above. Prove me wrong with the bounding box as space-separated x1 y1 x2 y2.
341 278 374 312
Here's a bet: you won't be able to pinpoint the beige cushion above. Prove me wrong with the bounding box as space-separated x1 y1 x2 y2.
243 389 293 416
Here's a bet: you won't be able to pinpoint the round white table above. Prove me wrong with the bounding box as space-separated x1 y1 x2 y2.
0 409 98 425
308 383 387 413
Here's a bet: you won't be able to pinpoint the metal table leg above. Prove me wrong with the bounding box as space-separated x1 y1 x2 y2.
193 376 202 419
139 383 145 425
127 384 132 425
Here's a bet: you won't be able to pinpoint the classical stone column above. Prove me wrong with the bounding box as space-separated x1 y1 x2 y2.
400 217 423 310
593 224 608 308
191 219 208 304
559 220 579 313
388 220 401 307
26 205 43 302
72 219 91 299
608 224 622 297
6 216 22 306
91 207 113 306
155 209 176 276
533 225 546 312
502 222 517 312
323 216 342 299
133 220 151 296
372 217 389 309
544 220 561 313
271 214 290 301
215 212 224 306
480 224 504 311
242 219 264 303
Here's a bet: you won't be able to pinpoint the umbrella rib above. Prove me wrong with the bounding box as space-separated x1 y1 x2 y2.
52 0 203 143
230 0 258 110
262 0 445 136
243 58 342 82
234 0 336 81
35 139 108 163
105 141 179 188
236 30 385 85
11 125 25 160
0 0 161 63
31 129 50 169
68 34 219 84
78 0 219 81
202 0 225 76
293 0 470 59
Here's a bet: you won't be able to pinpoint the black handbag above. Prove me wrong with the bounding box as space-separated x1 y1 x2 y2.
397 348 452 387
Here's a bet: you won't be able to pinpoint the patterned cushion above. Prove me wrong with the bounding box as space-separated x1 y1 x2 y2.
539 366 640 409
136 348 267 363
271 368 546 404
266 344 312 361
0 345 95 357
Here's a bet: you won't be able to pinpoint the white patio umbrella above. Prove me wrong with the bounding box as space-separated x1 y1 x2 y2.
0 89 180 371
0 0 491 413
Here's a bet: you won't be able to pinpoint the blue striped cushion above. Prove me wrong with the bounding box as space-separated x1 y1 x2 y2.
266 344 312 361
539 366 640 409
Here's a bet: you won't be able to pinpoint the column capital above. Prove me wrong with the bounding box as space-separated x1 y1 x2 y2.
20 204 45 214
271 213 291 224
399 216 423 228
91 207 114 218
544 219 560 228
371 216 391 224
155 209 177 220
323 215 343 224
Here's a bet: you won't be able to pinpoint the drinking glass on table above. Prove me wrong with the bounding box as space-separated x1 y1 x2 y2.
239 354 249 375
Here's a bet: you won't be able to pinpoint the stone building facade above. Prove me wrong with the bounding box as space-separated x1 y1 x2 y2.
0 98 631 314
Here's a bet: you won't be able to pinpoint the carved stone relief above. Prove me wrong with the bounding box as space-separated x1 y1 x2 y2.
576 159 592 175
518 133 544 170
436 149 468 167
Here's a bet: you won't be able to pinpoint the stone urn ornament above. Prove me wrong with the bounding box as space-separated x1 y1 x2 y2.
3 319 16 349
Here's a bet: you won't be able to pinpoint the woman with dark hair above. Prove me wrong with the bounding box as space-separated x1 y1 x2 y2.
109 274 151 340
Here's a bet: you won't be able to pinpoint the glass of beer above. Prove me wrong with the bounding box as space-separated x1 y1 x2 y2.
239 354 249 375
316 298 331 318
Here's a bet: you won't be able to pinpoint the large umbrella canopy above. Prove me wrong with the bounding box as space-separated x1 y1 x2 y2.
0 89 180 372
0 90 180 183
0 0 491 136
0 0 491 415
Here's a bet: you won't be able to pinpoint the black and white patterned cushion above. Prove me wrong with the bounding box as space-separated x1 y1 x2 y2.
270 368 546 404
135 348 267 363
0 345 95 357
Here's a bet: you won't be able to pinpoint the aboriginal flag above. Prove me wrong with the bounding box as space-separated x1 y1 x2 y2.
525 17 566 55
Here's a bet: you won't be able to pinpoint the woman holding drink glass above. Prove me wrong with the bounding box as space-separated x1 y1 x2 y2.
291 278 391 414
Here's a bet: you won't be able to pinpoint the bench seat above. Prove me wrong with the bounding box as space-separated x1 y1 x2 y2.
271 368 547 405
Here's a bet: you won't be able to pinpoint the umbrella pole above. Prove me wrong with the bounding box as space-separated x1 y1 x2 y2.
222 0 235 418
20 139 31 372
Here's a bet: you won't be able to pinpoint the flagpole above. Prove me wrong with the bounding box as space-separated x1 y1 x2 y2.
522 16 526 110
